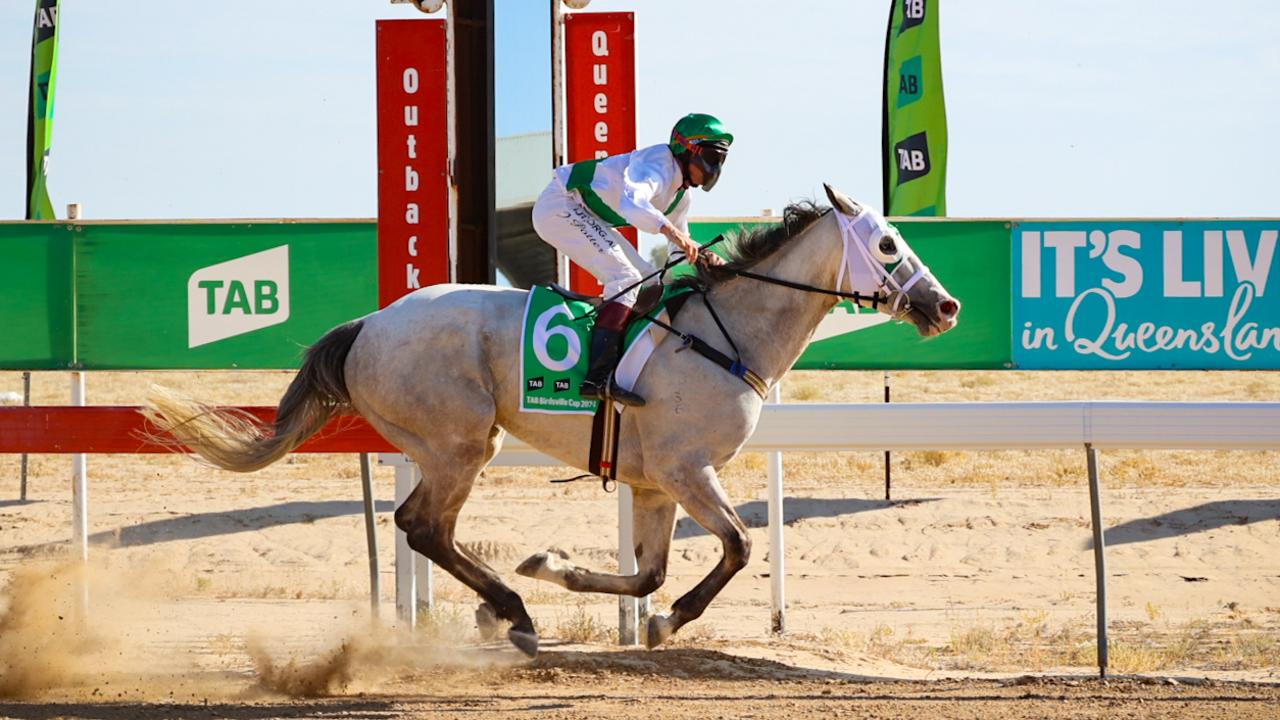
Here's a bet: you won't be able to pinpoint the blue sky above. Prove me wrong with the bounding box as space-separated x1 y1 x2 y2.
1 1 1277 220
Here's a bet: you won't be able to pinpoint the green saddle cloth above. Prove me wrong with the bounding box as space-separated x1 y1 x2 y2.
519 284 693 414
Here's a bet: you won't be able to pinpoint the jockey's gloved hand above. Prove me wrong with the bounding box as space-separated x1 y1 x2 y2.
660 225 698 263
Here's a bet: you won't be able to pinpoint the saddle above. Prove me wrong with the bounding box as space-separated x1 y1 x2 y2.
546 281 690 491
545 279 759 491
547 282 673 323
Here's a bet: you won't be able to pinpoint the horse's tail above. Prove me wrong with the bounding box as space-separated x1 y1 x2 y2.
142 319 365 473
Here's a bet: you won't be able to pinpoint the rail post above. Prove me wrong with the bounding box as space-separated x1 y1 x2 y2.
359 453 381 619
70 371 89 620
20 371 30 501
617 483 639 645
883 371 892 501
766 381 785 634
1086 443 1109 678
67 203 89 621
388 454 434 626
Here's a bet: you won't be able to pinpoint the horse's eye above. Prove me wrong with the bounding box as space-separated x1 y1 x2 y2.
878 238 897 255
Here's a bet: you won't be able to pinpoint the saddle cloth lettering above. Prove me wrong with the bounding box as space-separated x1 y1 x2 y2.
519 285 671 415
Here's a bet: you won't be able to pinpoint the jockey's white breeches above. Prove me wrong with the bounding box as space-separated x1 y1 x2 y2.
531 177 656 307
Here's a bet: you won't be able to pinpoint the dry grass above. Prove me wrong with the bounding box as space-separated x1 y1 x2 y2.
415 603 474 643
665 621 721 648
552 602 616 644
817 614 1280 674
807 595 1280 674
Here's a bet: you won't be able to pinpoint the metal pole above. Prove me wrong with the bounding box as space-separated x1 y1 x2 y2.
617 480 639 645
550 0 570 286
415 466 435 617
883 371 892 501
394 460 417 627
359 453 381 619
444 0 459 284
70 371 89 619
1086 443 1109 678
20 371 30 501
66 202 88 620
766 382 786 634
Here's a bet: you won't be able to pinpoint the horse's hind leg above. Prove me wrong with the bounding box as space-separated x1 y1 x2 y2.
516 487 676 596
376 416 539 656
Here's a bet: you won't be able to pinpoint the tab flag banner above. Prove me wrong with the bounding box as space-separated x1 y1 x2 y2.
27 0 60 220
882 0 947 217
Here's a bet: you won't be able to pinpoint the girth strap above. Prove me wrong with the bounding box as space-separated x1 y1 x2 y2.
641 303 768 399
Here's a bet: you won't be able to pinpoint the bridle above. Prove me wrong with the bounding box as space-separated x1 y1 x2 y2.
833 208 932 317
716 207 934 317
638 207 935 399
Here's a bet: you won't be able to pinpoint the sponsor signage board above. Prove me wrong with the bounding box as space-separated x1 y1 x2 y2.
376 19 450 308
1013 221 1280 369
3 218 1275 371
71 222 374 369
564 11 638 294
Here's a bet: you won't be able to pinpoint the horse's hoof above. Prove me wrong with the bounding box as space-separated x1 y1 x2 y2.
514 553 547 579
646 614 676 649
508 628 540 658
475 602 502 641
515 549 570 583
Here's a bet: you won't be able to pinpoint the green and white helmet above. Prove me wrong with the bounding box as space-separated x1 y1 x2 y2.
669 113 734 191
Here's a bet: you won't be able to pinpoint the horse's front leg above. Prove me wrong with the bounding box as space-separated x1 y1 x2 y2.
645 464 750 648
516 486 676 597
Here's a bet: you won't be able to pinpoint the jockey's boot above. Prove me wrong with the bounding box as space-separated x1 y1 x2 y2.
579 301 646 407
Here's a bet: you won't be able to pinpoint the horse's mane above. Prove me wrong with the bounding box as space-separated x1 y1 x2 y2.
677 201 830 289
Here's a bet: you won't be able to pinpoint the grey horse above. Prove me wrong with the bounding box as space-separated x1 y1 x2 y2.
144 185 960 657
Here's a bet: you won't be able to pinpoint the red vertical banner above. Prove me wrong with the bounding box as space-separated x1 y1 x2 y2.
564 12 637 294
376 20 450 309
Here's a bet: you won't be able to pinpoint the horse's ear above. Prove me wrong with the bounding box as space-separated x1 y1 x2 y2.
823 183 863 216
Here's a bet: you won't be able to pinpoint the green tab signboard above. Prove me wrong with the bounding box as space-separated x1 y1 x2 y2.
882 0 947 217
73 222 377 369
4 218 1277 372
0 223 73 368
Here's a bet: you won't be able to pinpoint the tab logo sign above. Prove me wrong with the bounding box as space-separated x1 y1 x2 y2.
899 0 926 33
1014 221 1280 368
897 55 923 108
894 132 932 185
188 245 291 348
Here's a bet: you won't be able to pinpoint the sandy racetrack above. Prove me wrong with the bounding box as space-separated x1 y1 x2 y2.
1 369 1278 718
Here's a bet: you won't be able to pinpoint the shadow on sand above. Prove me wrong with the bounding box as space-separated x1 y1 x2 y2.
1 500 395 554
1092 499 1280 548
674 497 938 540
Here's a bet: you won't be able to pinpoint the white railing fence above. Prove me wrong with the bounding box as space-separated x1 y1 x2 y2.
384 398 1280 676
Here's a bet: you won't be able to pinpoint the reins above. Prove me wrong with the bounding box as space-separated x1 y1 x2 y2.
573 210 898 399
718 266 886 308
551 209 899 490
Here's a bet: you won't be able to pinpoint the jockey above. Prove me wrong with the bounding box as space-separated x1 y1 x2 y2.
531 113 733 408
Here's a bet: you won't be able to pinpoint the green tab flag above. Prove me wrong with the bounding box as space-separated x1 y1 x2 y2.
882 0 947 217
27 0 60 220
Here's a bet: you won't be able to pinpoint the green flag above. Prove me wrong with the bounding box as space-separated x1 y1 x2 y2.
882 0 947 216
27 0 60 220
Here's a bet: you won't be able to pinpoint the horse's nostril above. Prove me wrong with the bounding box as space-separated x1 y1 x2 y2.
938 299 958 317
